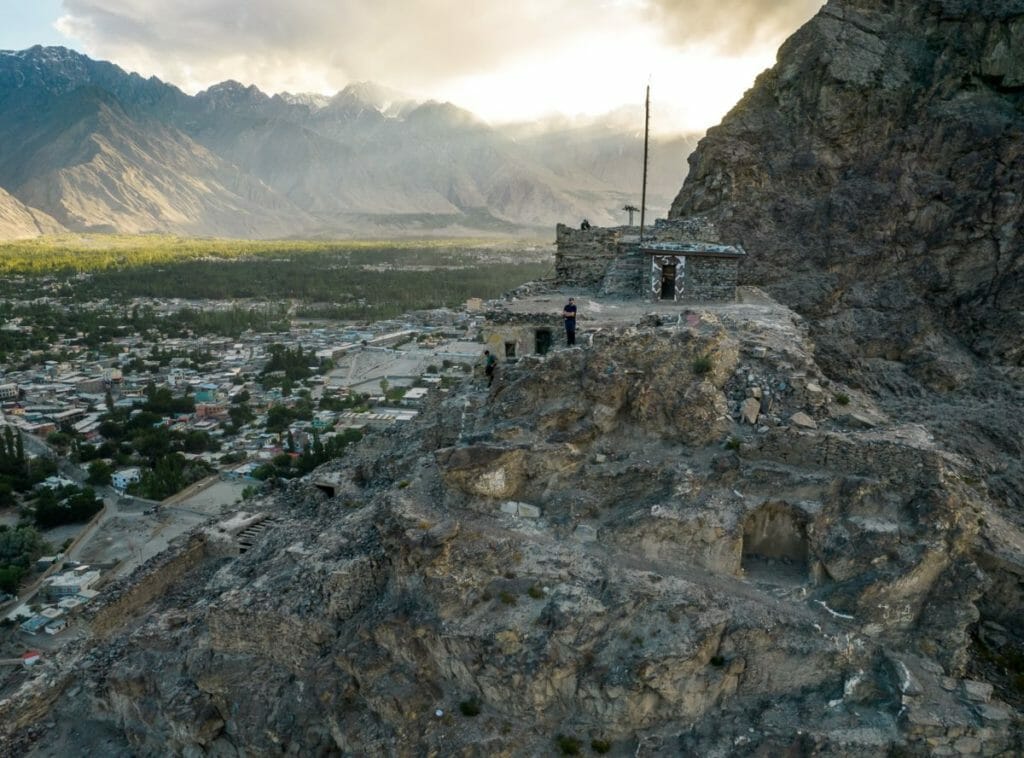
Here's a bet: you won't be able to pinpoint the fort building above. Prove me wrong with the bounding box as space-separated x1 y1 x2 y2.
555 217 745 303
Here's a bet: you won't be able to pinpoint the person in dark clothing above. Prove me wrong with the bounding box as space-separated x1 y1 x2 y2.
580 219 591 230
562 297 577 346
484 350 497 386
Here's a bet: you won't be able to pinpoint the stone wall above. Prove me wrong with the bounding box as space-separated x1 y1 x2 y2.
555 224 624 288
650 216 720 243
686 257 740 302
647 254 740 303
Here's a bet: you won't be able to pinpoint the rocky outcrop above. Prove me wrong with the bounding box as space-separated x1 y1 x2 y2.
671 0 1024 373
5 292 1021 756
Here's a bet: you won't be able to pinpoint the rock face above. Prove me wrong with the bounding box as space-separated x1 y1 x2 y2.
671 0 1024 372
5 293 1022 756
670 0 1024 614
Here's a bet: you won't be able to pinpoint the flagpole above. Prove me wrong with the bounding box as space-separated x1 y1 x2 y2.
639 84 650 244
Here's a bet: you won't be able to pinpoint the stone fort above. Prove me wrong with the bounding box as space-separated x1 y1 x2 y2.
555 217 745 302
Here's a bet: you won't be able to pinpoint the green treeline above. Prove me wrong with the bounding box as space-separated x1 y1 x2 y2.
0 237 550 318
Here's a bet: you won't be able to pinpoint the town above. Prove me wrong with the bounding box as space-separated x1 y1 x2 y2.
0 291 495 678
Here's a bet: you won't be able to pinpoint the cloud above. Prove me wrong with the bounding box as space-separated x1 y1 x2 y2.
646 0 824 50
52 0 824 131
57 0 609 93
56 0 822 95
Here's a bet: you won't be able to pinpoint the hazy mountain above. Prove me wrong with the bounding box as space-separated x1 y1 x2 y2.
0 46 699 238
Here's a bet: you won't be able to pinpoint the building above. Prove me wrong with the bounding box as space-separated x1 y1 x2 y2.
554 217 745 303
19 615 49 635
641 241 746 303
112 467 142 491
0 383 19 400
44 569 101 600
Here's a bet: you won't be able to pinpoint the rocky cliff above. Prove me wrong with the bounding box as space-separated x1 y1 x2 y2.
670 0 1024 591
671 0 1024 374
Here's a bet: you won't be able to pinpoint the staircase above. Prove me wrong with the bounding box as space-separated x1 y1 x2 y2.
600 248 645 297
237 516 279 554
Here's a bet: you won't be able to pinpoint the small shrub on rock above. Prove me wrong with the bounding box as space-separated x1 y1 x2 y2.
555 735 582 755
591 738 612 754
691 354 714 375
458 698 481 717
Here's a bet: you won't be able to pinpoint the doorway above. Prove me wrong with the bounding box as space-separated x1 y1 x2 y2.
660 263 676 300
535 329 553 355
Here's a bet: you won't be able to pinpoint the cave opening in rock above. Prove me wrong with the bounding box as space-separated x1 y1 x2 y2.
741 501 810 584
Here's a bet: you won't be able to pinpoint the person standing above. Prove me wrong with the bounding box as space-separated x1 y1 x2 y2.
562 297 577 346
484 349 497 386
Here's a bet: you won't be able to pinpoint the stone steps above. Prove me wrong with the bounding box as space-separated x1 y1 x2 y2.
237 517 279 553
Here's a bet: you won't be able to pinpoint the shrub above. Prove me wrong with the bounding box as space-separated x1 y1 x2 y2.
710 655 726 667
691 354 713 375
458 698 481 717
591 739 612 754
834 392 850 405
499 591 517 606
527 585 544 599
724 437 741 451
555 735 582 755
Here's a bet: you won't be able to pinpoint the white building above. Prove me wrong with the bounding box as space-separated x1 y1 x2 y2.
112 467 142 491
45 570 100 599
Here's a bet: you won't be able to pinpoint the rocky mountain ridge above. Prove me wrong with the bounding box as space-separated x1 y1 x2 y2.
0 46 697 238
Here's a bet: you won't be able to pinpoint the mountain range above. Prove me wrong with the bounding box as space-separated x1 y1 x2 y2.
0 46 698 238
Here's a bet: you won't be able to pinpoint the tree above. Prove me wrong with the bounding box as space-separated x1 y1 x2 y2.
87 460 113 486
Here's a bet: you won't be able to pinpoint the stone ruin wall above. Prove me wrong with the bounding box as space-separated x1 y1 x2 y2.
555 224 624 287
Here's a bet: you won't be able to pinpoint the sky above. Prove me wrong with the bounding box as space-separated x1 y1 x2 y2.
0 0 824 134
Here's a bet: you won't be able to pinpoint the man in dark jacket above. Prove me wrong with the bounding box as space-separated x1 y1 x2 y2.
562 298 577 346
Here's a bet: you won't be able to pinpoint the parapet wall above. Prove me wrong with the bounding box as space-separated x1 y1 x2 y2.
555 224 624 288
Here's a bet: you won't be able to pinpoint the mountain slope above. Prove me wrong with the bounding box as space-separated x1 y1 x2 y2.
0 184 62 238
0 84 312 237
0 46 697 237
